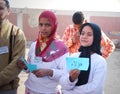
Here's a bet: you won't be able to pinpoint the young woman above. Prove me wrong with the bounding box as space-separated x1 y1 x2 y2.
59 23 107 94
17 10 69 94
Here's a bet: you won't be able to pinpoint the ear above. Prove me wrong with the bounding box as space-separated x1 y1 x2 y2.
7 8 12 15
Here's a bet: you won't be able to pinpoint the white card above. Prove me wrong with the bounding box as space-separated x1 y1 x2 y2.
0 46 9 54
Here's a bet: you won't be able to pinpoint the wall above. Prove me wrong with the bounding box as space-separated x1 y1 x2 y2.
90 16 120 40
9 8 120 41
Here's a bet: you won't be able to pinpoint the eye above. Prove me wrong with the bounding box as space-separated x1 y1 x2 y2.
81 32 84 35
0 5 6 10
39 23 43 26
87 32 93 36
45 23 51 27
39 23 51 27
0 7 4 10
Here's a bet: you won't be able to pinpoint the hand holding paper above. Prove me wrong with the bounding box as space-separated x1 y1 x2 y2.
66 57 89 71
20 57 37 72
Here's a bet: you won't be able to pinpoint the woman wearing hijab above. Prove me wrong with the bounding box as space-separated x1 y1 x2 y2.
59 23 107 94
17 10 69 94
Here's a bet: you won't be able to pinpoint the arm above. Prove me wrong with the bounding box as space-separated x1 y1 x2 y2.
60 58 107 94
62 26 74 48
101 31 115 58
51 52 69 80
33 52 69 81
59 70 78 90
0 29 26 86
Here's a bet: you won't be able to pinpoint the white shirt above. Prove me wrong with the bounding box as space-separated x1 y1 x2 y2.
59 52 107 94
25 41 69 94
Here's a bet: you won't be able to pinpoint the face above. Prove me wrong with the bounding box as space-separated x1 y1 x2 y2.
39 17 52 39
0 0 10 22
73 24 82 31
80 25 93 47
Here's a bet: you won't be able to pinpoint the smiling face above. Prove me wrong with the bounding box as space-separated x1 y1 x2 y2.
80 25 93 47
39 17 52 39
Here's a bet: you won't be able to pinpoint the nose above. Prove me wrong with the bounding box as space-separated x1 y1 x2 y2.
82 34 87 38
41 25 46 29
39 24 46 30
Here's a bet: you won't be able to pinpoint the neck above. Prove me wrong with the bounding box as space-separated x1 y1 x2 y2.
39 37 48 43
0 19 6 26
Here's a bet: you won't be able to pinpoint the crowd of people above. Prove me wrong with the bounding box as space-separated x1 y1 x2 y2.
0 0 116 94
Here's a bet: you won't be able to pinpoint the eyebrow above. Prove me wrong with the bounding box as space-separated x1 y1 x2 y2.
39 23 51 26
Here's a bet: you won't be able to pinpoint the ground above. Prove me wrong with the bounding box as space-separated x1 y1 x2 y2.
17 48 120 94
104 48 120 94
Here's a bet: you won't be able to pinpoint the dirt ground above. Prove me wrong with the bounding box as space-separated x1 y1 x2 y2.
17 48 120 94
104 48 120 94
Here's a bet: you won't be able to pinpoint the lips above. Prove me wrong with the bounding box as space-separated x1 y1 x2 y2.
41 32 49 37
81 40 88 42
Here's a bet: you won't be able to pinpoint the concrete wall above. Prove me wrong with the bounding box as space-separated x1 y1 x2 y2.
9 8 120 42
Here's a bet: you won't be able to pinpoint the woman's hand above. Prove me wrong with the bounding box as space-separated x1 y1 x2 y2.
69 69 80 82
17 59 27 70
33 69 53 77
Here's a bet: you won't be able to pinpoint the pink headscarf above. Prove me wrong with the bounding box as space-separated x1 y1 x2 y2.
35 10 68 62
39 10 58 38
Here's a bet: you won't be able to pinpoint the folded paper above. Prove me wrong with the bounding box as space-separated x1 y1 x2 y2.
66 57 89 71
20 57 37 72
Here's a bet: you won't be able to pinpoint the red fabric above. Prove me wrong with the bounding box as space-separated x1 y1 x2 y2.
35 10 68 62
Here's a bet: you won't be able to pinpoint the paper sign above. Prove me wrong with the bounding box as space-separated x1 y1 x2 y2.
20 57 37 72
66 57 89 71
0 46 8 54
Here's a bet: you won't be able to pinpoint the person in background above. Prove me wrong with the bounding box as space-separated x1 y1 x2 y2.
17 10 69 94
60 22 107 94
62 11 115 58
0 0 26 94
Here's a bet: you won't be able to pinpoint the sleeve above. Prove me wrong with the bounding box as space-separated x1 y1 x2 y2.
59 71 78 90
62 26 73 48
50 52 69 81
0 29 26 86
60 58 107 94
27 42 35 63
101 31 115 58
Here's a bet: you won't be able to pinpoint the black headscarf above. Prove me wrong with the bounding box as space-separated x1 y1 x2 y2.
76 23 102 86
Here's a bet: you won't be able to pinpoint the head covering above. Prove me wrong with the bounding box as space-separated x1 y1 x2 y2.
39 10 57 39
35 10 68 62
76 22 102 86
79 22 102 55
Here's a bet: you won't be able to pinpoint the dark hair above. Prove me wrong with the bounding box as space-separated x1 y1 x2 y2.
79 22 102 55
72 11 84 24
3 0 10 8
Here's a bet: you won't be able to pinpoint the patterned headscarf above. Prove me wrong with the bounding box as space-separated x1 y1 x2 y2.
35 10 68 62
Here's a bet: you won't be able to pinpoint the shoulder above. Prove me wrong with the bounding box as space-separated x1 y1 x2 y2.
54 39 67 47
92 53 106 61
91 53 106 67
70 52 80 57
30 41 37 48
28 41 37 54
12 25 26 41
53 39 69 53
12 25 25 37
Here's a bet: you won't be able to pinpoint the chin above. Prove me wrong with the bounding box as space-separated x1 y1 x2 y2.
81 44 91 47
42 35 48 38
